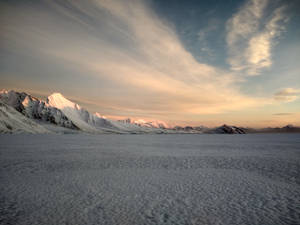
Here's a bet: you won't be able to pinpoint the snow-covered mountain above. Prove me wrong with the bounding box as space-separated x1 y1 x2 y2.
2 89 281 135
117 118 170 129
114 118 167 133
0 90 78 130
47 93 104 133
133 119 170 129
0 100 49 134
0 90 173 134
46 93 156 133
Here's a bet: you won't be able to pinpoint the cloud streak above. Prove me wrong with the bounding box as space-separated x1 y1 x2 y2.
226 0 289 75
274 88 300 102
2 0 296 126
272 113 293 116
1 0 263 117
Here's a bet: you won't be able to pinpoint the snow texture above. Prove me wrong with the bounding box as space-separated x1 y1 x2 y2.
0 101 49 134
47 93 101 133
47 93 168 134
0 133 299 225
0 90 170 134
0 90 77 130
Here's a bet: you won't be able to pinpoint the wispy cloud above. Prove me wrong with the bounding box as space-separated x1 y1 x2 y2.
274 88 300 102
272 113 293 116
226 0 289 75
3 0 287 124
1 0 265 119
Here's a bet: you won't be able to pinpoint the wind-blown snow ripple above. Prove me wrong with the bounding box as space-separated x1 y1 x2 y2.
0 133 300 225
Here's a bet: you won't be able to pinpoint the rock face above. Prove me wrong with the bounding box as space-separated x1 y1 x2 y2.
214 124 246 134
47 93 120 133
0 90 171 134
0 90 78 130
0 100 49 133
118 118 132 124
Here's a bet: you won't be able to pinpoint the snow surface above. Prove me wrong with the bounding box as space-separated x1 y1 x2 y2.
0 101 49 134
0 133 299 225
47 93 101 133
0 90 77 130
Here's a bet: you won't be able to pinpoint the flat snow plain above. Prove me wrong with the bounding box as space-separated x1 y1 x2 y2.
0 133 299 225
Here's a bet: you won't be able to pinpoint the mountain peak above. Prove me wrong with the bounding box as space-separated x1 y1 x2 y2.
0 89 8 94
47 92 77 109
49 92 65 99
132 118 170 129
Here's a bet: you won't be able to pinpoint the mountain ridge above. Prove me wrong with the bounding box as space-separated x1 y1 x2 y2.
0 90 299 134
0 90 78 130
0 90 171 134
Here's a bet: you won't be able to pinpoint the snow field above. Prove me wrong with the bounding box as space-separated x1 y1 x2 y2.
0 133 299 225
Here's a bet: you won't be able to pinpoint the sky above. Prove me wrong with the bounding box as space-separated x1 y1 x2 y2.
0 0 299 127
